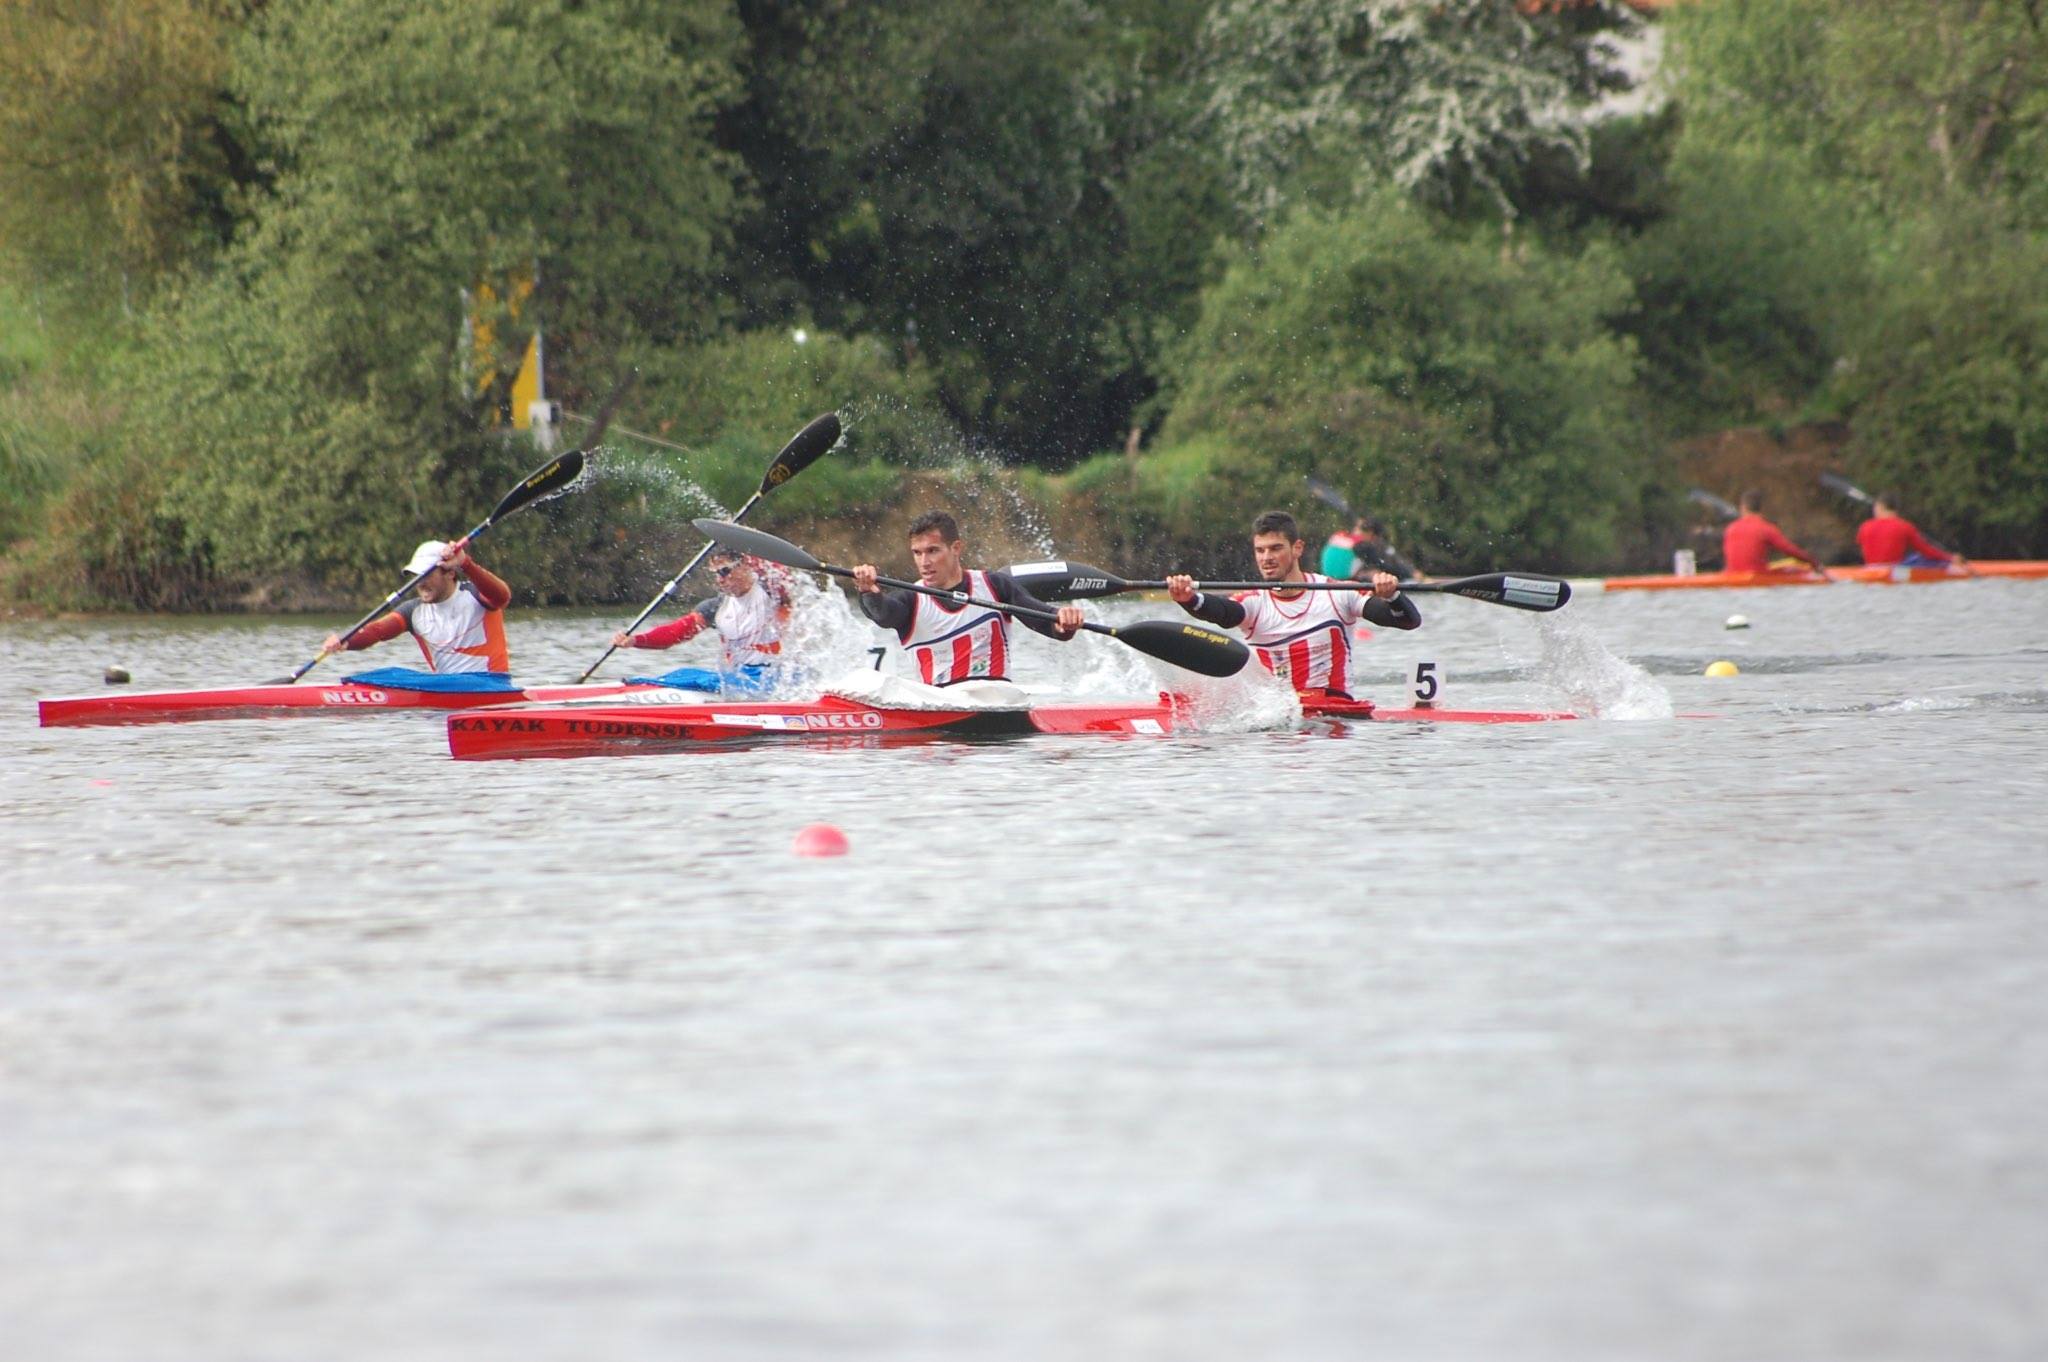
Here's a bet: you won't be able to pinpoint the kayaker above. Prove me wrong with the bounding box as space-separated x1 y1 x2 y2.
609 548 791 692
1722 490 1826 575
1320 520 1363 578
321 539 509 672
1348 514 1421 582
1857 492 1963 569
1166 510 1420 699
851 511 1086 686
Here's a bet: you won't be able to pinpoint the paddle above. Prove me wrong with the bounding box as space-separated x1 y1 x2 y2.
274 371 632 684
1305 476 1352 517
1819 472 1968 569
573 412 842 683
690 520 1251 678
1688 488 1740 521
1000 560 1572 612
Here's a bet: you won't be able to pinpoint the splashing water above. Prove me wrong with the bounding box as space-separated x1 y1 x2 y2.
1525 614 1673 720
581 445 728 520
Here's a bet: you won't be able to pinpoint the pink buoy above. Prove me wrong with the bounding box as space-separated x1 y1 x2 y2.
792 823 849 858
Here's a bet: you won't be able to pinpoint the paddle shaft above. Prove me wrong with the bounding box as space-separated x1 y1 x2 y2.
839 565 1098 638
1005 560 1568 611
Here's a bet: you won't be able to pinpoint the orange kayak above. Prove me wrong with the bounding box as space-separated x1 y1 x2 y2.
1587 560 2048 592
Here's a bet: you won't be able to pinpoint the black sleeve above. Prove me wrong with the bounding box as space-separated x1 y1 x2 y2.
1179 591 1246 629
984 570 1071 641
690 597 718 624
1363 593 1422 630
858 586 916 636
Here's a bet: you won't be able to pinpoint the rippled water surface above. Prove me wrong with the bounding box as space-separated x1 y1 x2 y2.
6 580 2047 1361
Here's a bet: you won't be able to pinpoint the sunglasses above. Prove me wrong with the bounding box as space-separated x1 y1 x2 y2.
713 564 739 578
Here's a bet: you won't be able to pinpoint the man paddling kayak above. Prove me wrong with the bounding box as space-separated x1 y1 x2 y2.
851 511 1086 685
1722 490 1826 575
1347 514 1421 582
1167 510 1419 699
610 548 792 692
321 539 510 672
1857 492 1964 569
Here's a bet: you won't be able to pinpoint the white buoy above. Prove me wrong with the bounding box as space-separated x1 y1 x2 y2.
1724 614 1750 630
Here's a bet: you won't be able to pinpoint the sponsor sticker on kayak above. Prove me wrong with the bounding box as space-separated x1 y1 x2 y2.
321 689 389 705
709 711 886 731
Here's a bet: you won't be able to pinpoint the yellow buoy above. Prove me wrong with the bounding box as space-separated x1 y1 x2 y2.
1704 660 1739 678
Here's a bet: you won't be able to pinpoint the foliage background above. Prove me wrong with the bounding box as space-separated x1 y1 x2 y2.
2 0 2043 608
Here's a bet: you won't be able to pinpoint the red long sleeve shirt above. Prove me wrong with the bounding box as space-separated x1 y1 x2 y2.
1722 514 1818 572
1857 516 1949 565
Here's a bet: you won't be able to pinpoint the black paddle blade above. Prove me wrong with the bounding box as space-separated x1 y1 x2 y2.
1305 475 1352 516
1002 560 1130 600
1819 472 1876 505
485 448 586 525
1428 572 1571 611
1113 619 1250 677
760 412 841 494
1687 488 1740 521
690 518 822 571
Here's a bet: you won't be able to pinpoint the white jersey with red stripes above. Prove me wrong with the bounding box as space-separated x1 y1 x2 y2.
714 577 788 669
900 570 1012 685
1231 573 1366 694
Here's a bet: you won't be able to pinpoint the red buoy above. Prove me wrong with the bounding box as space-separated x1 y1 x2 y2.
792 823 849 857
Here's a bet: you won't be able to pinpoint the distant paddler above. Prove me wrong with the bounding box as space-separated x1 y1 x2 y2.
1168 510 1420 700
1857 491 1968 571
1722 489 1827 577
321 539 511 672
610 547 792 693
1346 514 1421 582
851 511 1086 685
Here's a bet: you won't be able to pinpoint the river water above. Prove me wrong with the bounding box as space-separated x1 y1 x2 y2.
5 579 2047 1361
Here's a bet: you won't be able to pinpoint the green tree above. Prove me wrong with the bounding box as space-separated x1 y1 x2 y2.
1193 0 1639 221
0 0 255 300
719 0 1229 461
131 0 746 589
1156 195 1651 570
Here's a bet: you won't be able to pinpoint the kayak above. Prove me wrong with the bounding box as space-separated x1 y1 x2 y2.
446 692 1580 760
36 680 656 728
1584 560 2048 593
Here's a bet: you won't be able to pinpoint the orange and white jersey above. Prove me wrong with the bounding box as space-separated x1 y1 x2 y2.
395 583 508 673
901 570 1011 685
715 577 788 669
1232 573 1366 694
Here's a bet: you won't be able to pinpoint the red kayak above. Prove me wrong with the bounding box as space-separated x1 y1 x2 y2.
447 693 1580 759
37 680 654 728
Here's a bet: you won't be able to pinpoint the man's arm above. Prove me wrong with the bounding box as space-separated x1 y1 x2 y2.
1363 594 1422 630
1765 524 1825 569
331 609 410 652
629 601 716 649
857 586 916 635
985 571 1082 640
1906 523 1952 563
1164 575 1247 628
459 554 512 610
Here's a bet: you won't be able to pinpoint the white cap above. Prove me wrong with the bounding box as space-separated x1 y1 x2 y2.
402 540 449 577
